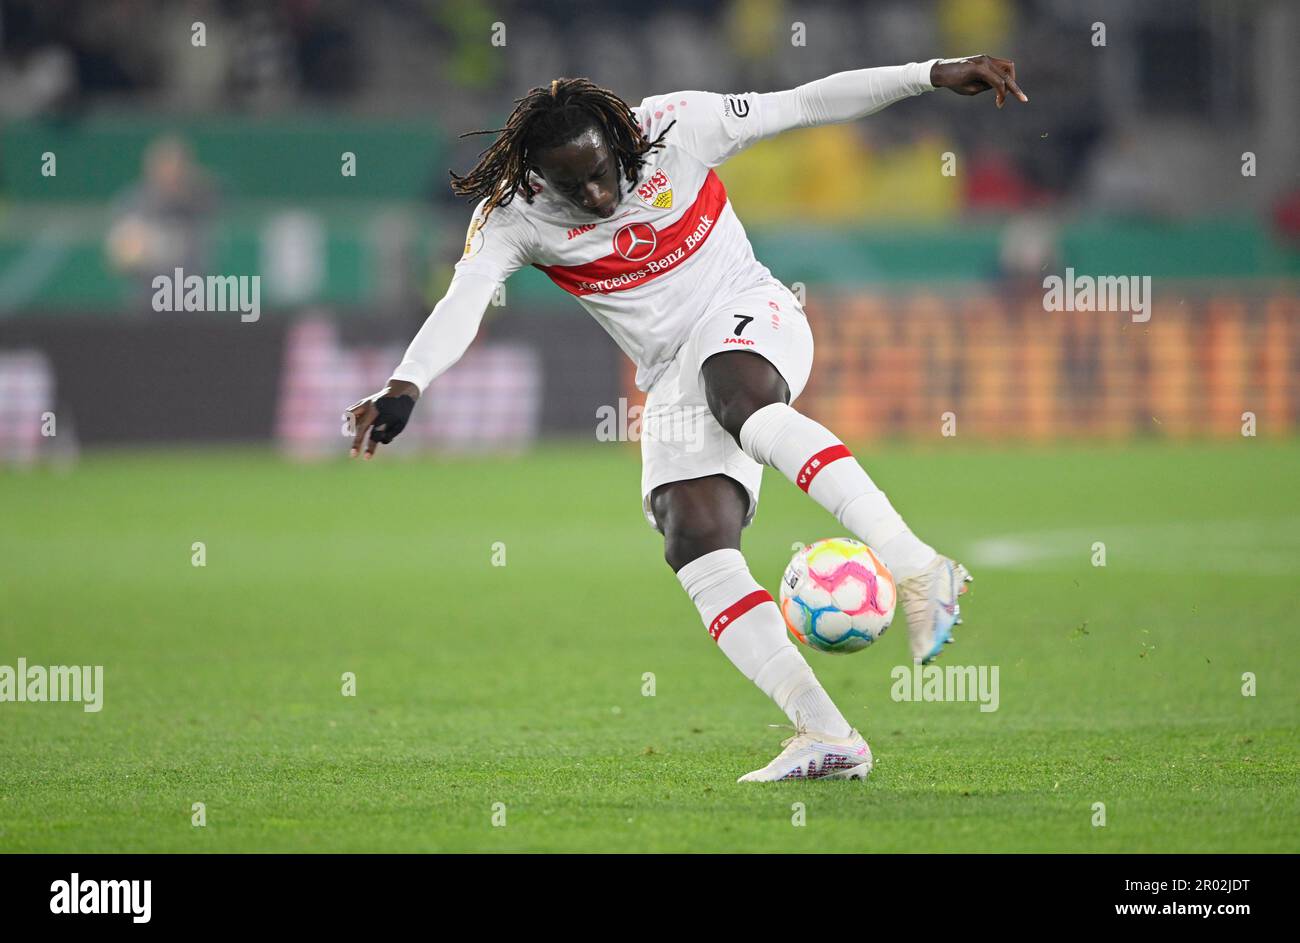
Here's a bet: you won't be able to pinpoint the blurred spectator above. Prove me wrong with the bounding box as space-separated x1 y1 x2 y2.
0 0 76 116
290 0 361 100
228 5 299 109
1271 189 1300 251
938 0 1012 57
720 122 959 225
68 0 162 94
998 213 1059 291
964 144 1044 213
155 0 232 110
434 0 503 93
106 135 218 298
725 0 784 91
1078 127 1173 220
0 39 76 117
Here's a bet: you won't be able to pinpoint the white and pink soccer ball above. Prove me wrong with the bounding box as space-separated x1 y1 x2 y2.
779 538 897 654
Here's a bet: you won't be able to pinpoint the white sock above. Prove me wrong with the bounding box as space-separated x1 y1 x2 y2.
676 548 852 738
739 402 937 581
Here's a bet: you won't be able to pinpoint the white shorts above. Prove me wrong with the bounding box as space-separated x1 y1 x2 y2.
640 276 814 532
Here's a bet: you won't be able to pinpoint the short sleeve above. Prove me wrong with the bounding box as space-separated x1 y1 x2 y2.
453 196 535 282
635 90 766 169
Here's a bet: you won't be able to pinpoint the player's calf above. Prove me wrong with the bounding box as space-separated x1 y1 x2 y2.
655 476 858 777
736 401 939 581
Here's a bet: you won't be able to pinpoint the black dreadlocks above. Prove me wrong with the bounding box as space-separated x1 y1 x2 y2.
449 77 674 223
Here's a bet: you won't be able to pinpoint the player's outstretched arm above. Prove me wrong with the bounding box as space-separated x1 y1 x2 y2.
671 56 1028 166
346 270 499 460
773 54 1028 128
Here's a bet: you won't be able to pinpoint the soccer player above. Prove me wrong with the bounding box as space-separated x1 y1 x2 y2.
348 56 1027 781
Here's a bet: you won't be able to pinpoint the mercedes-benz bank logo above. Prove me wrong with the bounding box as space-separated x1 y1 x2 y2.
613 222 657 262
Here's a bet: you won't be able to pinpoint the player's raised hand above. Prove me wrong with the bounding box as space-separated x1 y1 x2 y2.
346 380 420 460
931 55 1028 109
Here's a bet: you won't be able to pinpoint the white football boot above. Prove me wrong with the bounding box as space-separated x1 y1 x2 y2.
898 555 972 665
737 716 873 782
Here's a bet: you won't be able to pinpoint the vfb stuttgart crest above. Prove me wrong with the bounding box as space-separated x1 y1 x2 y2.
636 169 673 209
613 222 657 262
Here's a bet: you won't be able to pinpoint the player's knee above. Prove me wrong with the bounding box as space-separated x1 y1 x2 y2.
701 352 790 443
662 520 737 572
711 390 781 444
654 488 744 573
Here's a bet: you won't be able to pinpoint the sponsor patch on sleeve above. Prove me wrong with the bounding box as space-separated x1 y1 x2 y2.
462 212 486 259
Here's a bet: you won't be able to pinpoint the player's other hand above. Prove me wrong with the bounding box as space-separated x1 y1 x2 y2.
346 380 420 460
931 55 1028 109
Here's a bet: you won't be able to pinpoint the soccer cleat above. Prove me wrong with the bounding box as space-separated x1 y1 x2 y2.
898 555 972 665
737 717 873 782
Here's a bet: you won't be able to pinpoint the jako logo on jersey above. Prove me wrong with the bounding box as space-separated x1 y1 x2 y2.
613 223 658 262
724 95 750 118
723 336 754 346
566 224 596 240
636 169 673 209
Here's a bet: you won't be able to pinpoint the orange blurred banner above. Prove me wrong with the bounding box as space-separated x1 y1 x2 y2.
622 288 1300 441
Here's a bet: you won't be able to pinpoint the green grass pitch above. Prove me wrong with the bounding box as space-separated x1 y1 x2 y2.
2 440 1298 852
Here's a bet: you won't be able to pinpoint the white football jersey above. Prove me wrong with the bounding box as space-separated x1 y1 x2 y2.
453 88 791 391
398 63 939 393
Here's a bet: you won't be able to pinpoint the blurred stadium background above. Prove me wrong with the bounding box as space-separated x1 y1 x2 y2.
4 0 1300 855
1 0 1297 462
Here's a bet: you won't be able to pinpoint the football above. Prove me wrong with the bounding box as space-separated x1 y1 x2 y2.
779 538 897 654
